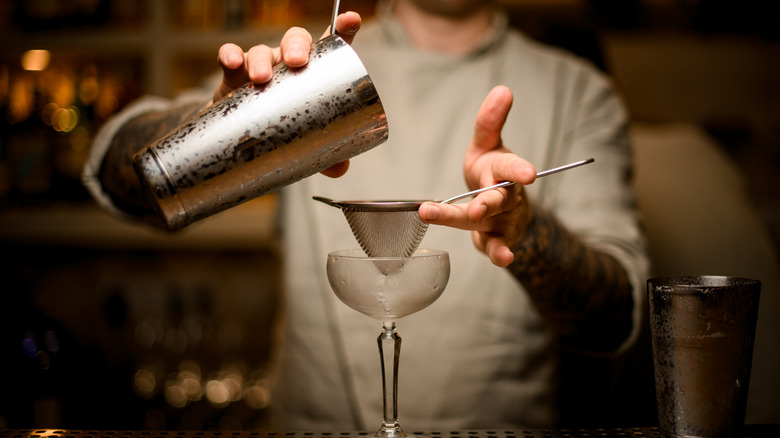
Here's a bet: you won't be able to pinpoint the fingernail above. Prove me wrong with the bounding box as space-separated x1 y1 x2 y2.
226 52 242 66
288 46 307 60
344 23 360 34
422 204 441 221
251 64 270 81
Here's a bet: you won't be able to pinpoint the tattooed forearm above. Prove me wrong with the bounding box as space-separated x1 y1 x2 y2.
98 100 206 222
508 204 634 352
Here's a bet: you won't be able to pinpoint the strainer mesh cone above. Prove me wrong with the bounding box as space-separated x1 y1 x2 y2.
343 208 428 258
313 197 429 258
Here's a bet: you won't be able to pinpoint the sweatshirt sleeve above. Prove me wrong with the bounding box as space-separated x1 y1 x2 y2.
81 89 211 224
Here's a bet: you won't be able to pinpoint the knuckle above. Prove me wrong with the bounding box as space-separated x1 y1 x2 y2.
247 44 271 56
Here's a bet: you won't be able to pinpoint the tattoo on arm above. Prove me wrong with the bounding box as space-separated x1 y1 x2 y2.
508 205 634 352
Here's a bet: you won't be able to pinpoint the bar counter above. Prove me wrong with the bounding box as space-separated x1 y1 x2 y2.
2 426 779 438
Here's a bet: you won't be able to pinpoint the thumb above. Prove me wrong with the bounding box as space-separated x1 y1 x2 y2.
470 85 513 154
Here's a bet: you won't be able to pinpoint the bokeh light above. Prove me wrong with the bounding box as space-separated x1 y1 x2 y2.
21 49 50 71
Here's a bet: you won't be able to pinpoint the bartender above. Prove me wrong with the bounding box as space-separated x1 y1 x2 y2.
83 0 649 430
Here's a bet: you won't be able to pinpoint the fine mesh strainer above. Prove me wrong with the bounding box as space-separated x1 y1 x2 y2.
314 158 594 258
313 198 427 258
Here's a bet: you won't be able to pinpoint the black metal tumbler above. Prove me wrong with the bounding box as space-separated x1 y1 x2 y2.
648 276 761 438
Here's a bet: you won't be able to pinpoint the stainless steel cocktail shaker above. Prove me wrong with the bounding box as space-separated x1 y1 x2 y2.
133 34 389 230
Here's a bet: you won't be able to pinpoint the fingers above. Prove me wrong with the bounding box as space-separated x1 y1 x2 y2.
218 25 311 88
320 160 350 178
325 11 362 44
277 11 362 69
473 231 515 268
419 202 464 226
470 85 513 155
482 153 537 188
464 86 535 190
218 43 245 71
419 186 515 230
214 13 362 102
214 42 277 101
215 43 252 100
280 27 313 68
246 44 278 83
246 26 312 82
419 185 527 268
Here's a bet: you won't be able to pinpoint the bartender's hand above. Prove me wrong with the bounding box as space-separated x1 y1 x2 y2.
213 11 362 177
418 86 537 268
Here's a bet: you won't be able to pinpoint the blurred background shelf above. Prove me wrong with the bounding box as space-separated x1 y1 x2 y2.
0 195 278 250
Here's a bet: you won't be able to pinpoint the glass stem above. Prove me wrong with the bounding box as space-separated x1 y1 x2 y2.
377 321 405 437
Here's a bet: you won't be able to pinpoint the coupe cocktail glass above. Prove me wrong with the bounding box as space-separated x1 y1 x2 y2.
326 249 450 437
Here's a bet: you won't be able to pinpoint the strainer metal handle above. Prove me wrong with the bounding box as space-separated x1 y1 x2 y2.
313 158 595 258
314 158 595 209
438 158 594 204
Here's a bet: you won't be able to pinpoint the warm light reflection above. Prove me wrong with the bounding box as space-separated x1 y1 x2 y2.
134 357 273 411
178 359 203 401
22 49 51 71
34 430 68 437
165 378 188 408
50 106 79 132
7 76 33 123
0 65 9 103
41 102 58 126
205 379 230 407
244 377 272 410
46 69 76 108
6 58 127 127
78 64 99 105
134 368 157 399
133 356 165 400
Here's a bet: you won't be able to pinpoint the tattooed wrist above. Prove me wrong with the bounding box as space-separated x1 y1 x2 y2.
508 205 633 352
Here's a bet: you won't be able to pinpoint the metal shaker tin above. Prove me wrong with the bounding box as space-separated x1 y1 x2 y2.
133 34 389 230
648 276 761 438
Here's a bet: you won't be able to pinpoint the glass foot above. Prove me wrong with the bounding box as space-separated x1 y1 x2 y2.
376 422 405 438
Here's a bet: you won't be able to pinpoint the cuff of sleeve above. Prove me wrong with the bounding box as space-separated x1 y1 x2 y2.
81 93 208 224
